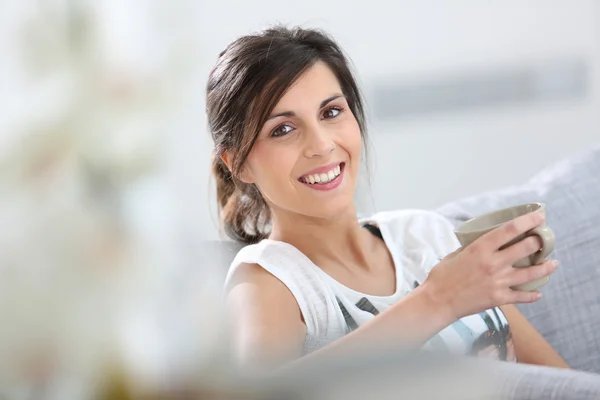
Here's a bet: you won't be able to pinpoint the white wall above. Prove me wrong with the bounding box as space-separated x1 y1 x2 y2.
176 0 600 240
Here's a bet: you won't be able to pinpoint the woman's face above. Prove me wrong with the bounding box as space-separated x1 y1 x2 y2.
240 61 362 221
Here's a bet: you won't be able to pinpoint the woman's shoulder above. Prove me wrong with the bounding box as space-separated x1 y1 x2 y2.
224 240 279 288
224 239 322 292
223 262 293 303
223 239 342 339
228 239 305 271
223 241 305 306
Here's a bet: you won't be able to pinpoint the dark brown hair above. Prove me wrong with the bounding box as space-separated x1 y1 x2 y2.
206 25 367 244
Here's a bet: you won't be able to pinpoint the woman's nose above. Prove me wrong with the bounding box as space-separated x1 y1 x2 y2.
303 125 335 158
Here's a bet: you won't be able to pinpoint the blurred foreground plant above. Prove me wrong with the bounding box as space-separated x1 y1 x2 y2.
0 1 229 398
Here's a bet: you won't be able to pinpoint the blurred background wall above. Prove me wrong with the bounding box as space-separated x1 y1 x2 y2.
182 0 600 240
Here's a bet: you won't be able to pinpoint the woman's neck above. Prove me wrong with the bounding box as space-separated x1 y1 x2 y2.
268 206 376 272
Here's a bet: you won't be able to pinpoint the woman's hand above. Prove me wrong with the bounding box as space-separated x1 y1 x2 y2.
422 211 558 321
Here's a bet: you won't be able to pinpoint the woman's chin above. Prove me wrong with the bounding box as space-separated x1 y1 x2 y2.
299 198 355 221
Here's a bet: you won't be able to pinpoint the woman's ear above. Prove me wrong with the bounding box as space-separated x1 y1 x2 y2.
220 152 255 184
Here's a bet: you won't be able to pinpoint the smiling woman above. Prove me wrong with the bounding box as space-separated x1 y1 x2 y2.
206 28 367 244
206 25 567 372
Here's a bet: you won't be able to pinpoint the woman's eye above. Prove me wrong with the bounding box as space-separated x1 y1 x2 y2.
322 107 343 120
271 124 294 137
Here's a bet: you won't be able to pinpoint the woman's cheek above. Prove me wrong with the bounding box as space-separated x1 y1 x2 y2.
250 145 297 186
339 120 362 160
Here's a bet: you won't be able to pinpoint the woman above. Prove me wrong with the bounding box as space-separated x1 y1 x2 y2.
206 25 569 371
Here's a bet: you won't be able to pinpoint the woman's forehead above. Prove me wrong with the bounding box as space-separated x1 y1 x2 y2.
272 62 342 111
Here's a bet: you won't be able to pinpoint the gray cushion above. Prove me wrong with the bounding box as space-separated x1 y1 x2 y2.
437 146 600 374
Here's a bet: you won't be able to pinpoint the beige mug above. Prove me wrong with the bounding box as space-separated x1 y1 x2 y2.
453 202 555 291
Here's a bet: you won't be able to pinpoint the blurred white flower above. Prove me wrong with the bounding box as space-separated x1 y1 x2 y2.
0 1 227 398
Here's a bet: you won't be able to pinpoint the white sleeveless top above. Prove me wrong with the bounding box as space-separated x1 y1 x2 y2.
224 209 516 362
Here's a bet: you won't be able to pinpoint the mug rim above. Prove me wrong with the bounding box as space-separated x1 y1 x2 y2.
454 202 545 234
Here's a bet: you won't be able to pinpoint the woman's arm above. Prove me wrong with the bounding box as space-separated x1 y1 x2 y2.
226 263 307 370
500 304 570 369
226 263 457 372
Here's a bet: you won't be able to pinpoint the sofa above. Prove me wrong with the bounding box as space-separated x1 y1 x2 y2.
435 145 600 398
438 145 600 376
209 145 600 399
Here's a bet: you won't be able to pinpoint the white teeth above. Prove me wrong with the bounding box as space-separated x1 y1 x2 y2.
301 164 342 184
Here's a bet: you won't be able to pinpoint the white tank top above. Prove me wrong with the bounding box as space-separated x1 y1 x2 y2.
224 209 517 362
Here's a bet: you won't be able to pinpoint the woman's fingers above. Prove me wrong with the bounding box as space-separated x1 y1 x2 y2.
508 259 558 287
478 212 545 251
499 235 543 265
508 289 543 304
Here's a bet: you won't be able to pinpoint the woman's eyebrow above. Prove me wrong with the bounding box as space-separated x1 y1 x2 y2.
319 93 344 108
266 93 345 121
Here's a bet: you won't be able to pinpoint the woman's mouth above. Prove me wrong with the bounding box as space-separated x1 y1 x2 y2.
298 162 345 191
